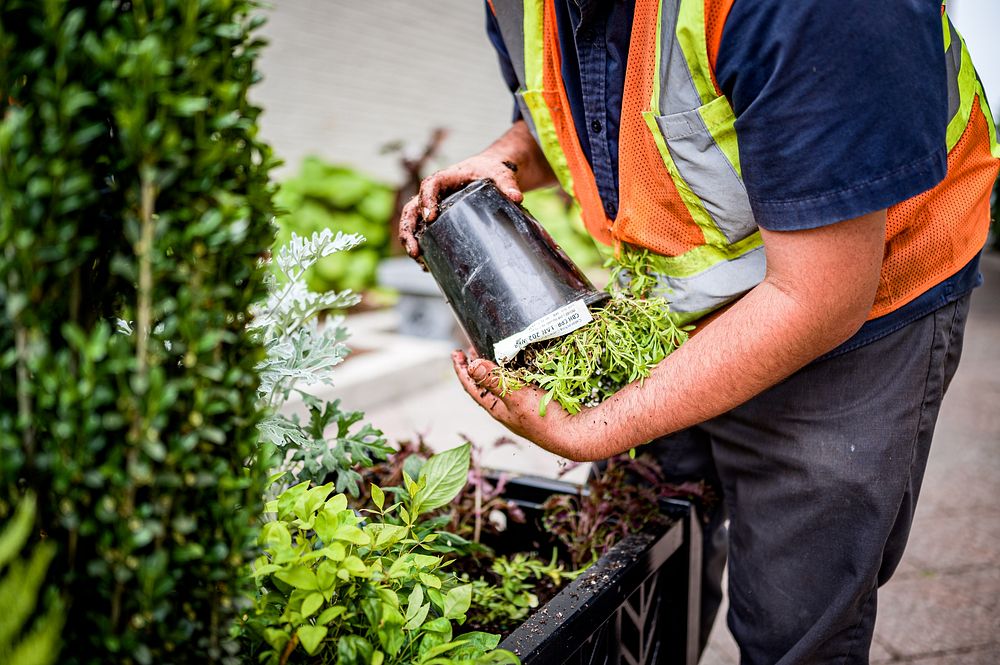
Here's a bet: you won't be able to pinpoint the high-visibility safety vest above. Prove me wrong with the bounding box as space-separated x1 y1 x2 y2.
488 0 1000 324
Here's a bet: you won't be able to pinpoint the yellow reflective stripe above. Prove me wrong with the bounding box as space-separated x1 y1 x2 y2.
697 95 743 178
650 0 665 114
521 90 576 196
518 1 576 196
975 81 1000 158
942 12 951 51
522 0 544 91
642 110 728 247
671 307 711 327
675 0 716 106
625 230 763 278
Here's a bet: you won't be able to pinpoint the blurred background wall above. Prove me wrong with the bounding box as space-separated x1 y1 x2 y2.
253 0 512 182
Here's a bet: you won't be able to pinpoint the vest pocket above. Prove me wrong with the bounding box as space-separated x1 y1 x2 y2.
647 95 757 245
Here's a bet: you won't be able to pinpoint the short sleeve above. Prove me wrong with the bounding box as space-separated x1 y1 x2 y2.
715 0 949 231
485 2 523 123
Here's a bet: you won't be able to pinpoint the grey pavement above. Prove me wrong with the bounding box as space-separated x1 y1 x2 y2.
330 251 1000 664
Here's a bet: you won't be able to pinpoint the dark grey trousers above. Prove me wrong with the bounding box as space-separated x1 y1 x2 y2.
646 295 972 665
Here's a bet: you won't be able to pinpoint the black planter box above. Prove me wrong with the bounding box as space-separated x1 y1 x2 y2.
492 475 702 665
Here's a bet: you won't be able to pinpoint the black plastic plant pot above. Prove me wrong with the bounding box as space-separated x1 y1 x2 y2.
417 179 609 362
492 475 702 665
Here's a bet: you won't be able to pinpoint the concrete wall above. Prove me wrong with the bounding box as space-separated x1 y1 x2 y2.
253 0 513 183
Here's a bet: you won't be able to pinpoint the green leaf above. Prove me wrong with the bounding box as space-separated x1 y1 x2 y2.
418 573 442 589
403 471 421 502
316 605 346 625
337 635 374 664
0 494 35 567
173 96 209 116
264 628 290 652
402 454 425 481
371 524 407 549
275 566 318 590
443 584 472 620
454 631 501 652
340 555 369 578
538 390 554 417
416 442 471 513
404 602 430 632
426 588 444 613
261 521 292 548
329 524 370 545
317 560 337 594
371 484 385 510
301 591 324 619
387 553 441 579
251 563 281 578
418 641 465 660
406 585 424 621
377 605 406 656
297 624 328 655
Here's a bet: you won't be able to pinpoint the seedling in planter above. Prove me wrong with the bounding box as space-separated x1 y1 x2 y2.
466 552 580 633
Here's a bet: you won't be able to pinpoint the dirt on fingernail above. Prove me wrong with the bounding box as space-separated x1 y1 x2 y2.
502 160 518 173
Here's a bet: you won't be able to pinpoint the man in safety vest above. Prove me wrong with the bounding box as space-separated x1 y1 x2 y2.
399 2 999 662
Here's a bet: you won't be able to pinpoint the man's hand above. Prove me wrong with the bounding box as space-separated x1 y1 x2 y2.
398 120 557 257
399 155 522 257
451 349 596 461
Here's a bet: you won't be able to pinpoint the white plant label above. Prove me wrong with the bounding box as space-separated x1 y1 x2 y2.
493 299 593 363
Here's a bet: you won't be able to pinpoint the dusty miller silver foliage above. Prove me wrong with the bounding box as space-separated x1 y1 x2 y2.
249 228 391 494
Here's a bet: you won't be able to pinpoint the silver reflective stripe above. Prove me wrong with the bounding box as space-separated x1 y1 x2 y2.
653 0 756 244
655 108 756 243
652 245 766 314
944 17 961 122
658 0 703 116
493 0 527 89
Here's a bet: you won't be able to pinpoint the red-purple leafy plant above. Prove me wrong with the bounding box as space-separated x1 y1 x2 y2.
542 454 712 568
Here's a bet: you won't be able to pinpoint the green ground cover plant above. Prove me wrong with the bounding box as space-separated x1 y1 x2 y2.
494 247 690 415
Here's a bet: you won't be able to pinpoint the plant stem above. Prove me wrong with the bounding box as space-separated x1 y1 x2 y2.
279 631 300 665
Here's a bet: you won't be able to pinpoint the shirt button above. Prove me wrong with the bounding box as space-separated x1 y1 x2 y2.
591 119 603 133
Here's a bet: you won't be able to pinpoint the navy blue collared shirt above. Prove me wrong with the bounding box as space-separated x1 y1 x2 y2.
485 0 984 355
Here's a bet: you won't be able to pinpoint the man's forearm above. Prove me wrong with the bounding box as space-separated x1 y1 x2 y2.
586 280 858 454
481 120 558 192
570 211 887 459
